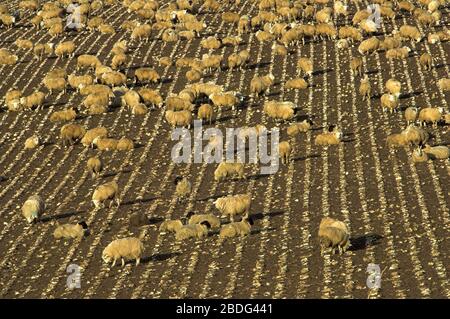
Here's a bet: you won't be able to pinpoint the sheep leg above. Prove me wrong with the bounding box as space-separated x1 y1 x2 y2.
136 258 140 266
121 258 125 267
111 259 116 267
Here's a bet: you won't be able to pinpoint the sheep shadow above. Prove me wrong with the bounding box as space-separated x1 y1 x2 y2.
312 68 333 76
120 196 159 206
143 252 182 263
210 115 233 124
0 176 7 182
267 91 281 97
400 91 423 100
435 63 449 69
293 154 320 162
250 227 276 235
247 61 271 70
348 234 383 251
40 210 85 223
134 142 145 149
247 173 270 181
250 210 284 221
197 194 228 202
101 169 132 179
370 93 382 100
365 69 379 75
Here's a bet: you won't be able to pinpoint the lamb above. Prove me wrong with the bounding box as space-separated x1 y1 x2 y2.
287 119 313 137
437 78 450 91
53 221 88 239
197 103 213 124
263 100 295 121
214 193 251 222
49 108 77 122
0 51 18 65
359 77 371 100
404 107 418 125
77 54 101 71
186 68 202 82
43 77 66 95
222 12 240 24
131 24 152 42
20 91 46 111
175 222 211 241
102 236 144 267
138 88 163 108
81 127 108 148
419 53 432 70
418 107 444 128
219 217 254 240
401 125 429 147
386 133 408 149
358 37 380 55
68 74 94 91
60 124 86 147
174 176 191 203
134 68 160 84
399 25 422 42
350 57 363 77
98 23 115 34
315 126 343 146
87 156 102 178
186 211 221 229
380 94 399 113
285 78 308 90
24 135 40 149
279 141 292 164
411 147 428 163
159 56 172 67
318 217 350 255
131 103 148 115
55 41 75 59
161 29 178 43
238 15 250 34
159 219 184 233
92 180 120 209
385 79 402 98
214 162 245 181
14 39 33 50
165 110 193 128
386 46 411 59
297 58 313 77
93 137 119 151
250 73 275 98
222 36 242 46
423 144 449 160
116 137 134 151
21 195 45 224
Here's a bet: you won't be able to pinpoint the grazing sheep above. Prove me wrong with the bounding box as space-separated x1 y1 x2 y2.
159 56 172 67
131 24 152 42
53 221 88 239
358 37 380 55
102 71 127 88
380 94 399 113
111 53 127 70
197 103 213 124
318 217 350 255
401 125 429 147
339 26 362 42
214 162 245 181
33 43 53 61
131 103 148 115
228 50 250 70
385 79 402 98
159 219 184 233
122 89 141 109
20 91 46 111
49 108 77 122
81 127 108 148
219 217 254 240
174 176 191 203
186 211 221 229
43 77 66 95
285 78 308 90
350 57 363 77
102 236 144 267
214 193 251 222
24 135 40 149
95 64 113 83
138 88 163 108
222 12 240 24
316 23 337 40
404 107 418 125
359 77 371 100
185 68 202 83
21 195 45 224
14 39 33 50
175 222 211 241
87 156 102 178
161 29 178 43
92 181 119 209
250 73 275 98
380 35 402 50
287 119 313 137
399 25 422 42
272 43 288 56
60 124 86 147
77 54 101 71
423 144 449 160
418 107 444 128
83 92 110 109
419 53 432 70
297 58 313 77
165 110 193 128
386 133 408 149
411 147 428 163
134 68 160 84
209 92 242 111
0 14 15 29
437 78 450 91
386 46 411 59
166 96 194 111
117 137 134 151
0 51 18 65
315 126 343 146
201 54 223 73
200 36 222 50
98 23 115 34
55 41 75 59
427 31 449 44
68 74 94 91
238 15 250 34
279 141 292 164
336 39 349 49
263 100 295 121
112 40 128 55
222 36 242 46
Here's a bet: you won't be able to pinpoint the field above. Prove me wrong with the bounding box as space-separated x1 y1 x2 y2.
0 0 449 299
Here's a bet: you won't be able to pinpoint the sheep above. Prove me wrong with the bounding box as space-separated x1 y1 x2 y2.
214 162 244 181
131 24 152 42
92 180 120 209
0 13 15 29
427 31 449 44
338 26 362 42
336 39 349 50
287 119 313 137
418 107 444 128
318 217 350 255
419 53 432 70
134 68 160 84
116 137 134 151
219 217 254 240
380 94 399 113
358 37 380 55
60 123 86 147
98 23 115 34
81 127 108 148
165 110 193 128
87 156 102 178
0 51 18 65
175 222 211 241
159 56 172 67
437 78 450 92
197 103 213 124
316 23 337 40
352 9 370 25
334 1 348 17
200 36 222 50
112 40 128 56
238 15 250 34
20 91 46 111
385 79 402 98
131 103 148 115
297 57 313 77
279 141 292 164
386 133 408 149
209 92 242 111
121 89 141 109
184 20 206 36
174 176 191 203
159 219 184 233
423 144 449 160
214 193 251 222
179 30 196 41
83 92 110 109
404 107 418 125
53 221 88 239
386 46 411 60
201 54 223 73
380 35 402 51
315 8 332 23
161 29 178 43
43 77 66 95
185 68 202 83
94 64 113 83
228 50 250 70
399 1 415 13
138 88 163 108
48 22 63 36
401 125 429 147
186 211 221 229
49 108 77 122
399 25 422 42
315 126 343 146
87 16 104 31
350 57 363 77
359 77 371 100
14 39 33 50
166 95 194 111
250 73 275 98
111 53 127 71
255 30 274 43
272 43 288 56
263 100 295 121
285 78 308 90
102 71 127 87
102 236 144 267
93 137 119 151
412 147 428 163
31 15 43 29
87 104 107 115
77 54 101 71
24 135 40 149
222 12 240 24
21 195 45 224
222 36 242 46
55 41 75 59
68 74 94 91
